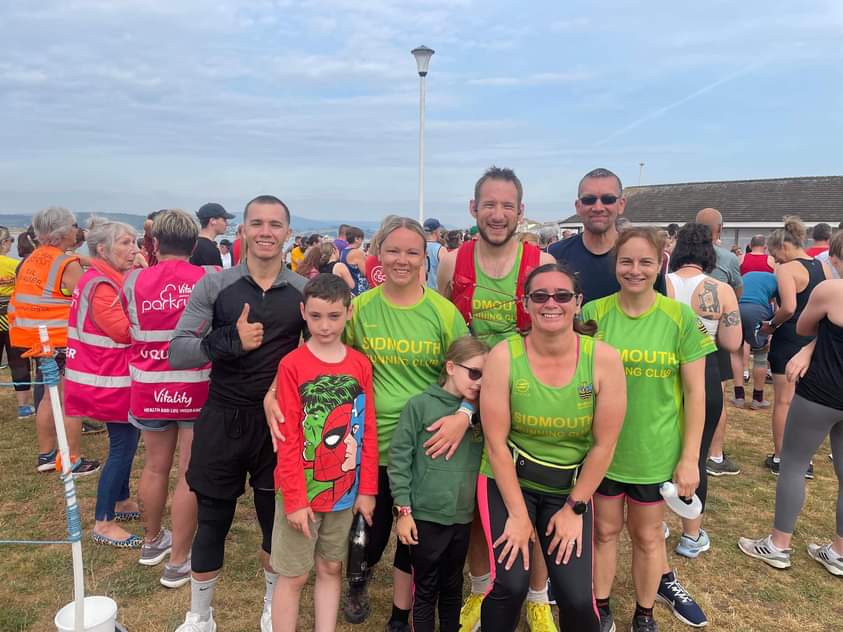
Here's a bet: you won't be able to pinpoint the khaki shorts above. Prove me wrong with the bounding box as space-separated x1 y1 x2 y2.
270 494 353 577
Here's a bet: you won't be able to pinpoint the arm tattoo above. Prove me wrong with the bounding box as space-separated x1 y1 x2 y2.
697 280 721 314
721 310 740 327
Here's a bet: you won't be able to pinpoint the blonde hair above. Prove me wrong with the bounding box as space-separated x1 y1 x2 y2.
376 216 426 252
368 215 399 257
767 216 807 251
438 335 490 385
152 209 199 257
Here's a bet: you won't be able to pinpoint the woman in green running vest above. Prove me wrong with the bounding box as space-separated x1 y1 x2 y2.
581 227 714 632
479 262 626 632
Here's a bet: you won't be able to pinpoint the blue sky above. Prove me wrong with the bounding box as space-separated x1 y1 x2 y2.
1 0 841 226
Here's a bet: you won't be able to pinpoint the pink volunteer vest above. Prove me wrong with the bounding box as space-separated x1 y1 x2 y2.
122 260 212 421
64 269 131 422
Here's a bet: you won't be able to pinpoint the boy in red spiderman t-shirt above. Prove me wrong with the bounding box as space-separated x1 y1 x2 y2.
271 273 378 632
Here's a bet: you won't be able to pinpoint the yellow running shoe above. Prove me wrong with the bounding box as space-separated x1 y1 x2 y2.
526 601 558 632
459 593 483 632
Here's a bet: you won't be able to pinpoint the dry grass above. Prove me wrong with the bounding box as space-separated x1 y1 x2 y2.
1 379 841 631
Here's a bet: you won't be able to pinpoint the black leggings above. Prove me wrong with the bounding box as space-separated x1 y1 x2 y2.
409 520 471 632
0 332 31 392
698 353 723 511
361 465 411 577
478 476 599 632
191 489 275 574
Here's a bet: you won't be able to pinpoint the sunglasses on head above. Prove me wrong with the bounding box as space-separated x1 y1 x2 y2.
579 194 619 206
527 290 576 304
456 363 483 381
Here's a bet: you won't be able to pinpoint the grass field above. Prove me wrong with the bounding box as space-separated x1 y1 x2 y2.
1 377 840 632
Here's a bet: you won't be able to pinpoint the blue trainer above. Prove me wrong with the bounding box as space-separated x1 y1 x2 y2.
675 529 711 559
657 570 708 627
17 405 36 419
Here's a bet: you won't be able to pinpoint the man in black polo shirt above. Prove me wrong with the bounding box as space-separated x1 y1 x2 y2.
170 195 306 632
549 168 628 304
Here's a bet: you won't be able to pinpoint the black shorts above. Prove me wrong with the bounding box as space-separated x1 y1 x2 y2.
186 401 275 500
596 477 665 504
716 347 733 382
768 326 811 375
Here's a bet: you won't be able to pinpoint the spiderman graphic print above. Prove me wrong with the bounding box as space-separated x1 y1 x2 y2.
300 374 365 512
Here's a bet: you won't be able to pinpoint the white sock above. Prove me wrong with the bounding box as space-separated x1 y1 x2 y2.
190 576 219 621
526 586 549 604
264 569 280 605
469 572 490 595
709 454 724 463
773 455 781 464
766 536 785 552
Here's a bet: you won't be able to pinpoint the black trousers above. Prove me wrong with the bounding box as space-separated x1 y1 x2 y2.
698 352 723 510
479 476 599 632
362 466 411 576
409 520 471 632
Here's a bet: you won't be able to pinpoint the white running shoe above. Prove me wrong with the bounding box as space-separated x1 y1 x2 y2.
261 600 272 632
807 543 843 576
175 609 216 632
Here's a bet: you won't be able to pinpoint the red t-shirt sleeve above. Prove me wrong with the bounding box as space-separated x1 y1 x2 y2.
90 282 131 344
274 360 309 514
358 354 379 497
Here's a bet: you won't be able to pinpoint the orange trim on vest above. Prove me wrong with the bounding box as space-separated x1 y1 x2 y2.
9 246 79 354
451 240 541 333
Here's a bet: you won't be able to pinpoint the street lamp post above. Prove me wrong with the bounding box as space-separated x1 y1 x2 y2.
412 45 434 223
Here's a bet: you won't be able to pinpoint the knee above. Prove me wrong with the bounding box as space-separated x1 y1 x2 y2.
594 517 623 545
491 569 529 604
315 557 343 579
279 572 309 592
628 524 662 555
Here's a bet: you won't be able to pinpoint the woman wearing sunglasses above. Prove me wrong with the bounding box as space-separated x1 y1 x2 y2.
582 227 715 632
479 261 626 632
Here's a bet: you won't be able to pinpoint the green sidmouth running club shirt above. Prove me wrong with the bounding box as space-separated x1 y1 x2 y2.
344 285 468 464
581 293 715 483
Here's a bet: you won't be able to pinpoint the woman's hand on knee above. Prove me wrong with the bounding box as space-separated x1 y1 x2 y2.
493 514 534 571
546 508 583 565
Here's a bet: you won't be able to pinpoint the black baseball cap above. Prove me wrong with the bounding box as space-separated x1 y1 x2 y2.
219 238 232 246
196 202 235 221
423 218 443 232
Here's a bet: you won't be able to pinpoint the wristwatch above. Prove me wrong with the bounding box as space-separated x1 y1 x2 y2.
565 497 588 515
392 505 412 518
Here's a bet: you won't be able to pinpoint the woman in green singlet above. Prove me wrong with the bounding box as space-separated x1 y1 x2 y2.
479 262 626 632
582 227 715 632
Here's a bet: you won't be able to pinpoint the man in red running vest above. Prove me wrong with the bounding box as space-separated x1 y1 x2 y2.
437 166 555 632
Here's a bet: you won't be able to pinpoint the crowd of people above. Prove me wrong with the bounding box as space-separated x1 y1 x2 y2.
4 166 842 632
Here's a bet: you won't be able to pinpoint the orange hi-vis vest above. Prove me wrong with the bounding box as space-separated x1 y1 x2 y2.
9 245 79 354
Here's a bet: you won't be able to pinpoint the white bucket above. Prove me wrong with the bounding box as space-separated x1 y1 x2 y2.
54 596 118 632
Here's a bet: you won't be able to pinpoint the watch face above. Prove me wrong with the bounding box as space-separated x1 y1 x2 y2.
573 501 587 515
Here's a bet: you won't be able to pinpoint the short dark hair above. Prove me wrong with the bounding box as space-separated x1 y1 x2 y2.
345 226 364 245
578 168 623 197
303 272 352 307
749 234 766 248
812 222 832 242
669 223 717 274
244 194 291 224
474 166 523 207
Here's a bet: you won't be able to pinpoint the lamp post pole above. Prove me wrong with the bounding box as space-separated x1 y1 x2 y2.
412 46 434 224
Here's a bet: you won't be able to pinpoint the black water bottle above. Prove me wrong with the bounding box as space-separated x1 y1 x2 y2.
346 513 369 583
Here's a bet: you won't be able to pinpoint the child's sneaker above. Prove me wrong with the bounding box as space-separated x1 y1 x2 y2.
525 601 557 632
459 593 483 632
69 457 101 478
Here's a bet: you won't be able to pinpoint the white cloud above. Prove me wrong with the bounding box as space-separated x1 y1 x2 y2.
467 71 592 86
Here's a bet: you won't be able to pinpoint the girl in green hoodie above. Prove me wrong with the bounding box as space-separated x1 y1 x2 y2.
388 335 489 632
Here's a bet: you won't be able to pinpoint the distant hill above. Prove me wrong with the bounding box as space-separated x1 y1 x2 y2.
0 212 381 235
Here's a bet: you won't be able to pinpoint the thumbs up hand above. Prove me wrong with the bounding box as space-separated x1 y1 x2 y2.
236 303 264 352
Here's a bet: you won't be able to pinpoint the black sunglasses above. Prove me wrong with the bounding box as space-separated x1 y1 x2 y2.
456 363 483 381
579 194 619 206
527 290 576 304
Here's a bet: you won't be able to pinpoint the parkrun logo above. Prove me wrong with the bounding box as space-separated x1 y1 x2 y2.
153 388 193 407
141 283 194 313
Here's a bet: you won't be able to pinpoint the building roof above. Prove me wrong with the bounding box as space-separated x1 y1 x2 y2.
559 175 843 226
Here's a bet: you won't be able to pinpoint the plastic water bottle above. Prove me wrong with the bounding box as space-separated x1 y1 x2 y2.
346 513 369 583
659 482 702 519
